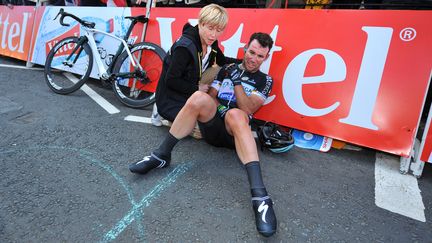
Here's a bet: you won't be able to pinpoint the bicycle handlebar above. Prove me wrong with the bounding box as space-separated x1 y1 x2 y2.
54 8 96 28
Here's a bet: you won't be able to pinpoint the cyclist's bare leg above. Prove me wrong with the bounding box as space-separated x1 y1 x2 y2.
224 108 277 237
224 108 259 164
169 91 217 139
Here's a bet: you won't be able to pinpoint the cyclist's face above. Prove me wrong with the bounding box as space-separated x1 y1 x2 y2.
199 23 225 46
243 39 269 73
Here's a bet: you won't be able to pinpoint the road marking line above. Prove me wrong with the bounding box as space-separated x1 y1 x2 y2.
124 115 152 124
124 115 174 127
2 63 119 114
375 152 425 222
0 63 44 71
63 73 120 114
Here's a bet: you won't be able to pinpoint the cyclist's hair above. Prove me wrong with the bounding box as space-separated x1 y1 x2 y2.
248 32 274 51
198 4 228 29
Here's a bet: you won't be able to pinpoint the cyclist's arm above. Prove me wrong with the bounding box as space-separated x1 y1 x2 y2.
164 47 198 96
235 75 273 114
207 67 226 105
206 87 217 106
208 86 218 99
234 87 265 115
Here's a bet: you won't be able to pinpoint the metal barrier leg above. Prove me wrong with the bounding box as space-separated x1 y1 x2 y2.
25 61 34 68
411 159 425 178
400 156 411 174
399 138 425 178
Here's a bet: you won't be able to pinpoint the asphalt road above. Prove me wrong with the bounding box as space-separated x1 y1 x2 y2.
1 56 431 242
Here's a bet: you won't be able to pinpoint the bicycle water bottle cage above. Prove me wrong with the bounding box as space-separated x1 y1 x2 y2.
125 15 148 24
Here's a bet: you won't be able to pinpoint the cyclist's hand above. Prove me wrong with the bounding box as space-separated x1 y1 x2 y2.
135 0 144 4
198 84 209 93
227 64 242 86
232 77 242 86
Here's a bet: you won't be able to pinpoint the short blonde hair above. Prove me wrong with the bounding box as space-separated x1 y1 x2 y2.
198 4 228 29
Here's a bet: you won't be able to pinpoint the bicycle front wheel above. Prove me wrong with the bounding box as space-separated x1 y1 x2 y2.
112 42 166 108
44 36 93 94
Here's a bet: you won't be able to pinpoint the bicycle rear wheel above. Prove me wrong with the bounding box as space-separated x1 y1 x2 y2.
112 42 166 108
44 36 93 94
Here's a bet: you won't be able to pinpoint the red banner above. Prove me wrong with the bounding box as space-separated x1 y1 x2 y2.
0 6 35 61
140 8 432 157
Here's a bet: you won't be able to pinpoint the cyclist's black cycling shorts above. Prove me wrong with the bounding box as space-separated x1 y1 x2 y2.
198 111 235 149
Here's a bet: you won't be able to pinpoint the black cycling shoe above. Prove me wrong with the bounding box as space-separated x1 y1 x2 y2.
129 152 170 174
252 196 277 237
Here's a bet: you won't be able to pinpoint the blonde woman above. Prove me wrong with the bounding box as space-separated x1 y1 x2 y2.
153 4 240 124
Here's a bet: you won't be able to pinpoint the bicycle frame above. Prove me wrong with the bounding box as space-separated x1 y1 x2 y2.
77 26 142 80
46 8 165 108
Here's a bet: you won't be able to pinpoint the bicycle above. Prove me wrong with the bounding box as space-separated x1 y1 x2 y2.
44 8 166 108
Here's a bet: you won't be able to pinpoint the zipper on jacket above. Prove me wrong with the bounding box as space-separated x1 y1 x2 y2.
198 52 202 79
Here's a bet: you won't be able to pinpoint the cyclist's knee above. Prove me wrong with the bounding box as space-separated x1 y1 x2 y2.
225 109 249 130
185 91 212 110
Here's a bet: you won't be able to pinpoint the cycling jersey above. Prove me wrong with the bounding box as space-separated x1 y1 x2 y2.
210 64 273 117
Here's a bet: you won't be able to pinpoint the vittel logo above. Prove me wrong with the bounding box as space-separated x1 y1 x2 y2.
0 12 30 53
45 25 80 55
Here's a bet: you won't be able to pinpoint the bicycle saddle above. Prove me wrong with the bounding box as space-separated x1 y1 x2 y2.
125 15 148 24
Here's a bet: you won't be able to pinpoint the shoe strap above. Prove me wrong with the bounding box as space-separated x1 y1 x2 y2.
150 152 167 168
251 195 270 201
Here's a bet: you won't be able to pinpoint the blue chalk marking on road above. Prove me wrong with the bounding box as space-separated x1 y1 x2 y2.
0 149 17 154
77 148 145 237
101 162 195 242
0 145 145 239
1 145 197 241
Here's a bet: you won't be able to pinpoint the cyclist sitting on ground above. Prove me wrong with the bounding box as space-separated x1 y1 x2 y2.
130 32 277 237
152 3 240 126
